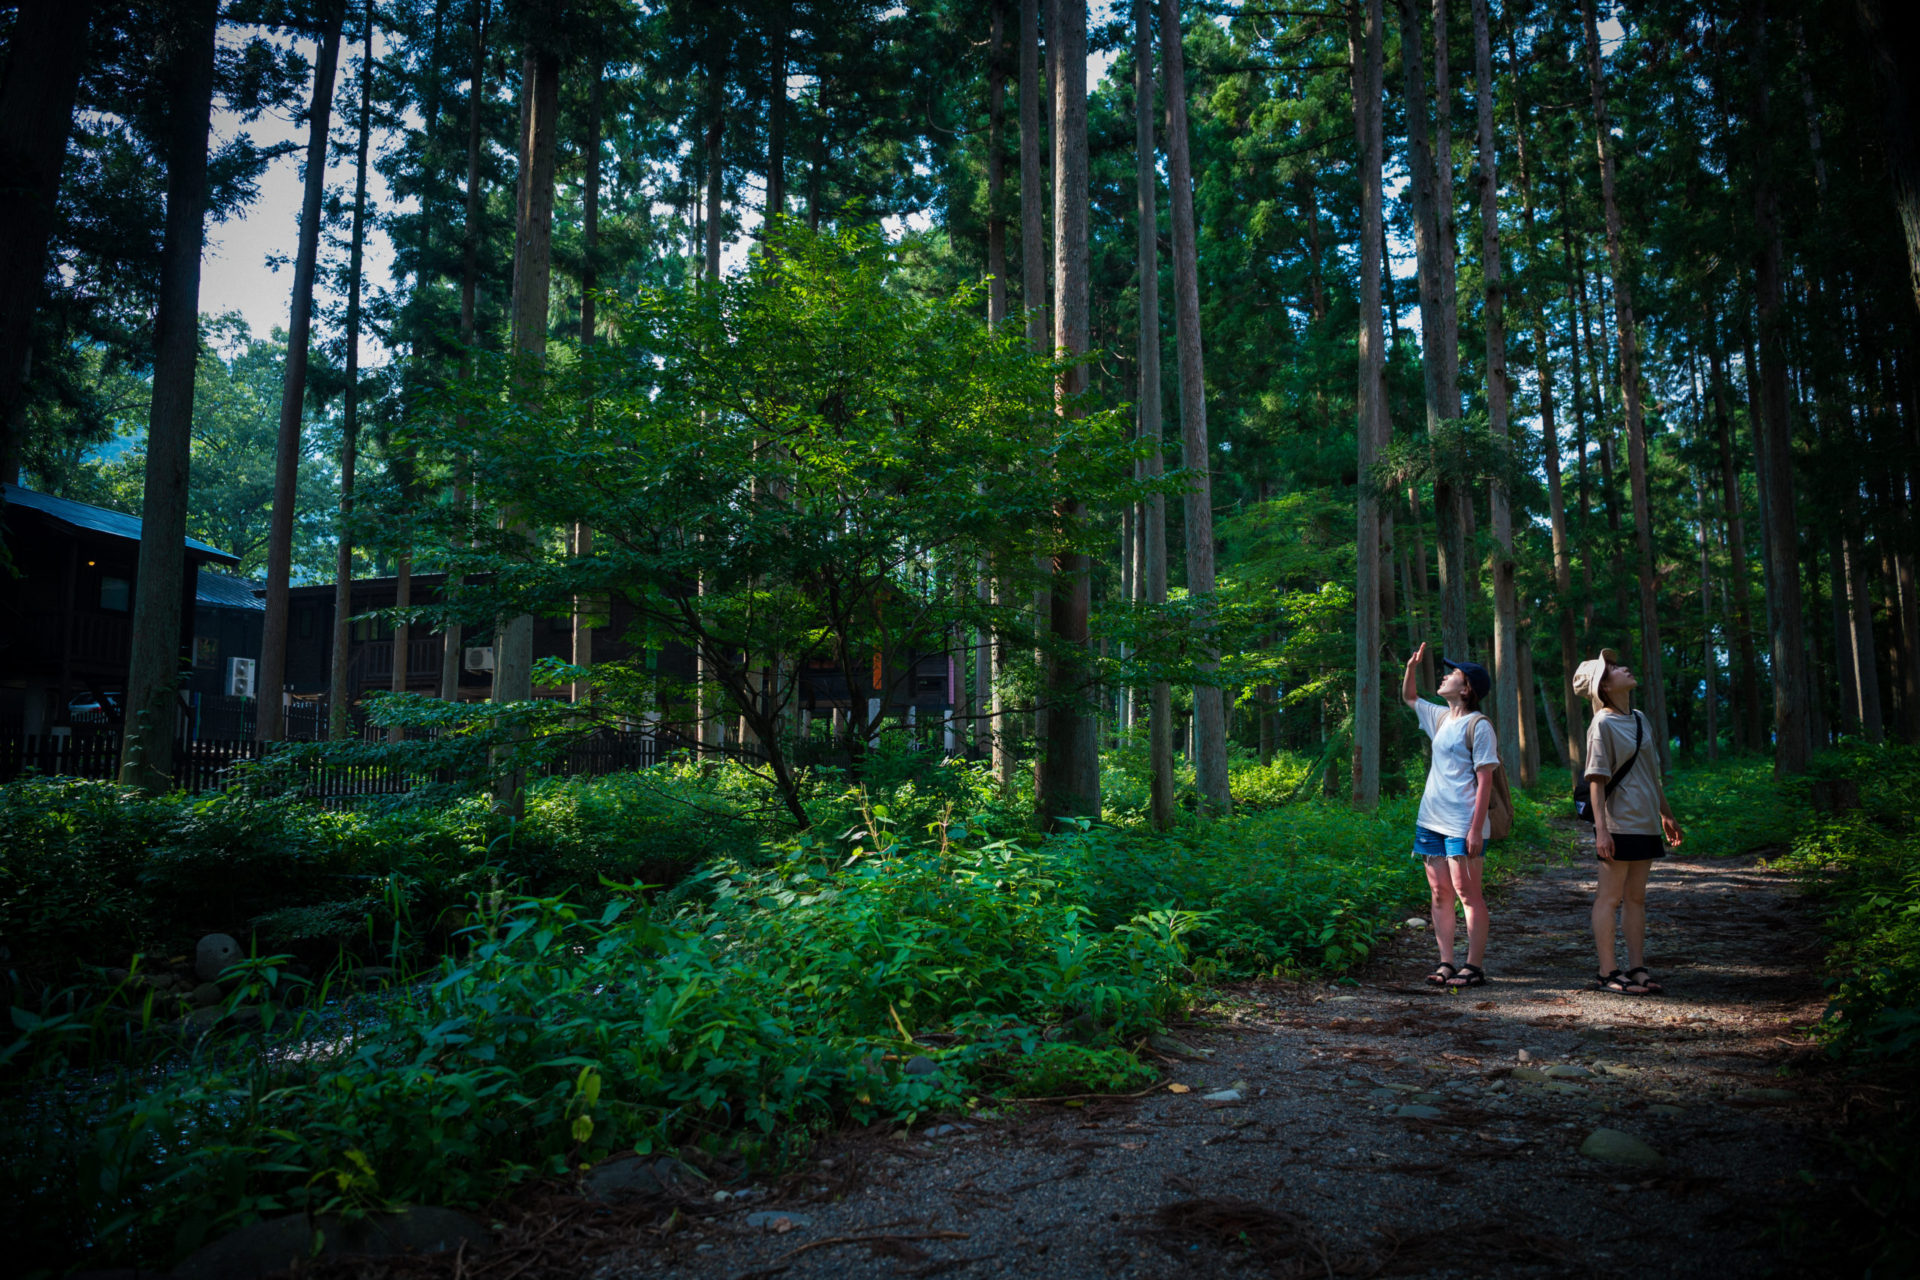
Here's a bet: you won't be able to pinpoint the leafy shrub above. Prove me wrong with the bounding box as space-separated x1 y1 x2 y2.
0 828 1201 1272
0 778 166 975
1663 756 1799 858
1227 751 1316 809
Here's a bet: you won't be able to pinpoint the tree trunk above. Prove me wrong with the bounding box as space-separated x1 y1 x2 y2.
0 0 95 484
1511 68 1579 775
571 59 603 706
986 0 1009 327
1136 0 1175 831
1349 0 1385 809
1430 0 1470 661
119 0 218 791
258 2 346 744
1844 519 1885 743
1037 0 1098 826
1708 330 1760 751
1002 0 1044 796
766 5 788 221
1162 0 1230 814
1472 0 1519 780
1745 0 1812 774
1695 470 1719 761
493 41 561 774
1856 0 1920 319
978 0 1007 759
330 0 376 742
441 0 489 704
1582 0 1670 769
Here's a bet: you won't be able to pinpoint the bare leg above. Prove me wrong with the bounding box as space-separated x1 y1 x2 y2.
1622 859 1653 970
1592 858 1630 974
1425 856 1458 965
1448 854 1489 968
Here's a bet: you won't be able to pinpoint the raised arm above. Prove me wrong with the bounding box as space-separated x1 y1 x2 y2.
1401 641 1428 709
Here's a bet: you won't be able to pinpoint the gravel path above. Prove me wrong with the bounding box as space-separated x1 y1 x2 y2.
599 824 1847 1280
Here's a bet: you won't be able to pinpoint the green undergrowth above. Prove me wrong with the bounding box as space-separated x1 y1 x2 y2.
1687 743 1919 1273
1662 754 1800 858
2 830 1199 1273
0 756 1569 1273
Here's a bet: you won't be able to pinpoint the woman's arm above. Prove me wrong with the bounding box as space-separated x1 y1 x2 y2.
1402 642 1427 708
1467 766 1494 856
1659 793 1683 846
1591 778 1615 861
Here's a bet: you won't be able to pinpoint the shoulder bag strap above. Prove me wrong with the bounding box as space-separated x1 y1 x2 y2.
1605 710 1643 797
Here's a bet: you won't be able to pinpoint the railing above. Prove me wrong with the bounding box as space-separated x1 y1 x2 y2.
0 728 663 798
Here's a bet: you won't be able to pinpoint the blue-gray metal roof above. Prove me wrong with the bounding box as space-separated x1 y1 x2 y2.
197 570 265 610
2 483 240 565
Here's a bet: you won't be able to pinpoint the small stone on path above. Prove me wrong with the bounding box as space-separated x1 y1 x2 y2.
1579 1127 1665 1170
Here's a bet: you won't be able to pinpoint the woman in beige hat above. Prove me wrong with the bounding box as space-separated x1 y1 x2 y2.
1572 649 1684 995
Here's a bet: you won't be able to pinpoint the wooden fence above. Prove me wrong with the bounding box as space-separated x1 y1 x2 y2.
0 730 664 798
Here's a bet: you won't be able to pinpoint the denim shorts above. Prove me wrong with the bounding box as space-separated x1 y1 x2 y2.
1412 825 1472 859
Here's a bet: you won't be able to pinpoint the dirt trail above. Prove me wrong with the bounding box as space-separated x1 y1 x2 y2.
492 829 1851 1279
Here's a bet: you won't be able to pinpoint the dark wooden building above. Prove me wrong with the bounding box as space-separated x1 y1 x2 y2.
1 483 243 737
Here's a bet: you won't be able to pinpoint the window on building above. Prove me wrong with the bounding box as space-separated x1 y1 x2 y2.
99 576 131 612
194 636 218 668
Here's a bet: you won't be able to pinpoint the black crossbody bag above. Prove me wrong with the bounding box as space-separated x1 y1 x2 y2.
1571 710 1642 823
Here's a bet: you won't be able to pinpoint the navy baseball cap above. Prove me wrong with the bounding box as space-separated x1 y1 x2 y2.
1441 656 1491 698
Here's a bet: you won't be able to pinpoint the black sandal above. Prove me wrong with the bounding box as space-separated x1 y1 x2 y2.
1595 969 1649 995
1446 964 1486 988
1624 966 1664 995
1425 962 1458 987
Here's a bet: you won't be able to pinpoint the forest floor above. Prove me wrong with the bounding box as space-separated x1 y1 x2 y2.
303 822 1857 1280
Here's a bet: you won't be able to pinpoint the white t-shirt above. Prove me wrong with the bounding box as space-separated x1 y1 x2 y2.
1413 699 1499 838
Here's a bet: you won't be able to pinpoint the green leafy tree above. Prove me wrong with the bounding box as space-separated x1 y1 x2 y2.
415 225 1143 825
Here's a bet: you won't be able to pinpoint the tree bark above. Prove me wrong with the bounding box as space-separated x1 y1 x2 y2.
986 0 1009 327
1694 470 1719 760
571 58 603 706
330 0 376 742
258 2 346 743
1472 0 1519 781
1136 0 1175 831
441 0 489 704
493 40 561 775
119 0 218 791
1162 0 1230 815
1349 0 1386 808
1744 0 1812 773
1429 0 1470 661
1037 0 1098 826
1511 64 1579 775
1844 519 1885 743
1582 0 1670 769
977 1 1007 757
0 0 95 484
766 4 788 221
1707 330 1760 751
1004 0 1044 796
1856 0 1920 319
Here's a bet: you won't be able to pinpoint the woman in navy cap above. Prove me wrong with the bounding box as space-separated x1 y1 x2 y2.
1400 642 1500 988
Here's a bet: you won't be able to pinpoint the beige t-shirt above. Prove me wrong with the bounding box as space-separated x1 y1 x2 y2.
1583 707 1663 836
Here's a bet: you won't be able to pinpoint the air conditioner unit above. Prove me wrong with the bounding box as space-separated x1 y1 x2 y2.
464 646 495 673
226 656 256 699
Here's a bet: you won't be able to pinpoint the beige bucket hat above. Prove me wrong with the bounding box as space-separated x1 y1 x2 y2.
1571 647 1622 702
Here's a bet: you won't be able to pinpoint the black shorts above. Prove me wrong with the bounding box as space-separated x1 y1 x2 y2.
1602 832 1665 862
